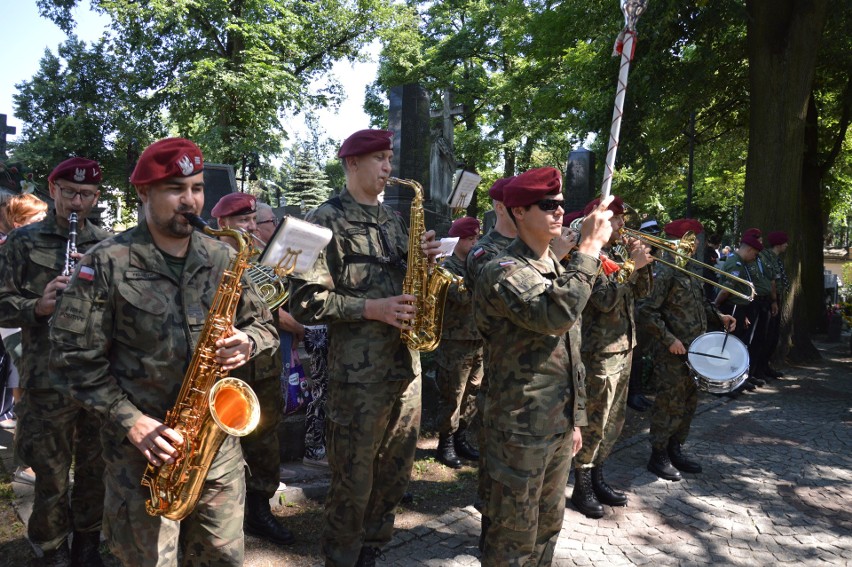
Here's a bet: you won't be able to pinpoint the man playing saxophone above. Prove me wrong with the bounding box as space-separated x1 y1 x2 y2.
49 138 279 567
289 129 440 567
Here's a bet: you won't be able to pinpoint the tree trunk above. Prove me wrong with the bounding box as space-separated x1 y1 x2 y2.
744 0 829 363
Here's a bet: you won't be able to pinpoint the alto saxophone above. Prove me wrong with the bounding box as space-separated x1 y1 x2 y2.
390 177 463 352
141 213 261 521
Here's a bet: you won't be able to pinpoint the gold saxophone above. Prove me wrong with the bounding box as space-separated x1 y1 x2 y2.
390 176 463 352
141 213 261 521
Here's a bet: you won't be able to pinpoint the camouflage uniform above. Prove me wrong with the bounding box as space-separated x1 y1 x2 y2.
0 211 110 551
288 188 421 567
465 230 514 509
759 247 787 368
434 254 483 437
638 261 723 449
474 238 597 566
576 258 652 468
48 219 279 567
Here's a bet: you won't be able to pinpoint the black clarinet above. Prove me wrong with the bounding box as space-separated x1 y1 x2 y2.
62 212 78 277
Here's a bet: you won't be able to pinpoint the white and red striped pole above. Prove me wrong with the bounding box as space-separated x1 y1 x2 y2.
601 0 648 200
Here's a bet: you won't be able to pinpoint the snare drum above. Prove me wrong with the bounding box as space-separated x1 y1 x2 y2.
686 332 750 394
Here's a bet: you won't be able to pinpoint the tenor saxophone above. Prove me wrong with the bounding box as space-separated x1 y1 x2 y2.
390 177 463 352
141 213 261 521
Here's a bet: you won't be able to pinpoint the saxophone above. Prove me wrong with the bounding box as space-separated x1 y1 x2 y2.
141 213 261 521
390 176 463 352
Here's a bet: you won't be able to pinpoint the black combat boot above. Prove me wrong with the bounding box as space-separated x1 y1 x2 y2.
42 541 72 567
478 515 491 552
648 447 682 481
355 546 384 567
245 491 296 546
453 426 480 461
590 465 627 506
570 468 604 518
667 439 703 473
437 433 462 469
70 530 104 567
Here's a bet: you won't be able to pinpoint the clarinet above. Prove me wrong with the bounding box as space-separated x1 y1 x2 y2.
63 212 78 277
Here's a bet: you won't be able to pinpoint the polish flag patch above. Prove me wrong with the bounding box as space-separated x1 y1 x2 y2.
78 266 95 281
472 248 485 258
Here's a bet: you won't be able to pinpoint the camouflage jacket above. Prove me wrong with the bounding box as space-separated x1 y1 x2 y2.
288 188 419 384
465 229 514 291
438 253 480 341
0 211 111 389
637 261 722 348
757 249 780 297
48 219 279 439
474 237 599 435
759 249 787 300
719 252 763 305
580 248 652 354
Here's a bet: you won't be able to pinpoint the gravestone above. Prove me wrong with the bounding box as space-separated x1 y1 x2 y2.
386 84 431 226
202 164 237 222
428 89 464 235
564 148 595 214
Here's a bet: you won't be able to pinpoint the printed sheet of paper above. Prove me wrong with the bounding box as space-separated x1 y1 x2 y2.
260 217 333 274
447 171 481 208
436 237 459 258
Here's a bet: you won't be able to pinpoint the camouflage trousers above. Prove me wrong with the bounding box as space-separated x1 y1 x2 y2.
15 388 105 551
241 372 282 498
476 382 489 514
482 428 572 567
574 350 632 468
434 339 483 435
323 375 422 567
649 349 698 450
102 433 246 567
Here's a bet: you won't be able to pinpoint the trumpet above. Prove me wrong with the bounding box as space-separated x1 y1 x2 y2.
620 227 755 302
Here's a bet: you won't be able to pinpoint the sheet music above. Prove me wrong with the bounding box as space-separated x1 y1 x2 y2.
436 237 459 258
260 217 333 274
448 171 481 208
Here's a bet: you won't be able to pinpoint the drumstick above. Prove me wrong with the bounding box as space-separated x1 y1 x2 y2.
720 305 735 354
688 351 730 361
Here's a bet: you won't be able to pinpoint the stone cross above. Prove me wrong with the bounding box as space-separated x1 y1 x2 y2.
0 114 16 160
429 90 464 233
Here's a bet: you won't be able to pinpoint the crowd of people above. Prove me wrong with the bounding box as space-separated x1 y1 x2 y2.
0 129 792 567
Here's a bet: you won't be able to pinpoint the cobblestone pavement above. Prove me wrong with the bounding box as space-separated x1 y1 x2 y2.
370 340 852 566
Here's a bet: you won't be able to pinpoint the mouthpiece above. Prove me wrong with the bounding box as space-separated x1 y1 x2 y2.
182 213 208 231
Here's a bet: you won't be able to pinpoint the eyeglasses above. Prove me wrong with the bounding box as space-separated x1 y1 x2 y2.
535 199 564 212
257 219 278 226
56 185 98 201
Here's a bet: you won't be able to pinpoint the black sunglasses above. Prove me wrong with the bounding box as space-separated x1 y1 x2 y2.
535 199 564 212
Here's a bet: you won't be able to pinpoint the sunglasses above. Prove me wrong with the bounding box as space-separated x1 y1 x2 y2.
535 199 564 212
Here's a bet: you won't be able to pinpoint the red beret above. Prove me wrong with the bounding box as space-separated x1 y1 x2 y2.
741 233 764 251
502 167 562 208
563 210 583 227
582 196 625 217
130 138 204 186
664 218 704 238
48 158 102 185
448 216 480 238
743 227 762 239
338 129 394 158
487 177 513 202
211 193 257 219
767 231 788 246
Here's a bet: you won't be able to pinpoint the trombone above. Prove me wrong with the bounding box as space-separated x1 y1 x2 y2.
620 227 755 302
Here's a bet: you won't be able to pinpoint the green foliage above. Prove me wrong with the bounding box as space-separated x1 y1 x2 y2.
278 147 332 213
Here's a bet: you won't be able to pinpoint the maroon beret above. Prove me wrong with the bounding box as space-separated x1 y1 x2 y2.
338 129 394 158
582 196 625 217
563 210 584 227
487 177 514 202
211 193 257 219
448 216 480 238
767 231 788 246
664 218 704 238
741 233 764 251
130 138 204 186
502 167 563 208
48 158 102 185
743 227 762 240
